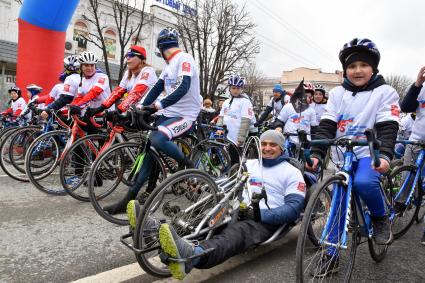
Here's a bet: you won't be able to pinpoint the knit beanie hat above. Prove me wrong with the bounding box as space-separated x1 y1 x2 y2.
343 50 379 74
260 130 285 152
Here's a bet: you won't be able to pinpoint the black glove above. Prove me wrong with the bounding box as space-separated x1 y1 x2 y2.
85 105 105 118
143 105 157 115
254 122 260 127
69 105 81 116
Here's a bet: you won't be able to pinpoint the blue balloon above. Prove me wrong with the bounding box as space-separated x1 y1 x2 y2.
19 0 80 32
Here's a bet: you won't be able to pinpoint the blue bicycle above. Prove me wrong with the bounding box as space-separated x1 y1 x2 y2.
296 129 395 282
390 140 424 233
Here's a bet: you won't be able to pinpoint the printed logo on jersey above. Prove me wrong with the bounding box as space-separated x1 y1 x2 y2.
337 114 355 132
98 78 105 85
420 99 425 108
182 62 191 72
289 114 306 124
64 84 70 92
171 121 188 134
141 72 149 80
391 104 400 117
248 108 253 116
297 182 306 193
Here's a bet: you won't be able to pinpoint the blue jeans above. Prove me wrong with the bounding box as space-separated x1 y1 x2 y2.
129 116 193 194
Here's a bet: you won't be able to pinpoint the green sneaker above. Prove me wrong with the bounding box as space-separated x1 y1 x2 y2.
126 200 139 230
159 223 195 280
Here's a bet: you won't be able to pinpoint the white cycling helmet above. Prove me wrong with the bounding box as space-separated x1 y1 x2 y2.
64 55 80 71
26 84 43 92
78 51 98 64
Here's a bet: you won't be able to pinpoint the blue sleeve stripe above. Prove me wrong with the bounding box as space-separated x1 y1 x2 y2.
19 0 80 32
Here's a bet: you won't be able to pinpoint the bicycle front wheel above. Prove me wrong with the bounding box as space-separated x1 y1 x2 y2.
60 134 108 202
389 165 422 239
296 175 359 282
88 142 166 225
191 139 232 177
134 169 220 277
25 130 68 195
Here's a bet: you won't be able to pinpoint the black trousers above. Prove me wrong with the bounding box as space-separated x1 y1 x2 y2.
197 219 277 269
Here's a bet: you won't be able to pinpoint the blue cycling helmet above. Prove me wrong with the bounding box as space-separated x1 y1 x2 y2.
156 28 179 52
228 74 245 87
339 38 380 73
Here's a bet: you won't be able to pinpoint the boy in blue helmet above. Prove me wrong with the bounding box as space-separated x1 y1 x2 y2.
104 27 201 215
307 38 400 277
256 84 289 127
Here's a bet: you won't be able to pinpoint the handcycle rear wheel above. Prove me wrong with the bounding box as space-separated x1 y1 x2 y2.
134 169 220 277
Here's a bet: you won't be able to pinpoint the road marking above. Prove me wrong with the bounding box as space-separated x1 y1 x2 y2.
72 227 299 283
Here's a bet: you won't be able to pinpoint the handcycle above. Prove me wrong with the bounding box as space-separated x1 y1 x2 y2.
119 135 330 278
86 108 192 225
295 129 397 282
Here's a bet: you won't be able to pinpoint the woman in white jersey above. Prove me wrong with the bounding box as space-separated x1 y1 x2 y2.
310 84 327 137
104 28 201 214
86 45 157 116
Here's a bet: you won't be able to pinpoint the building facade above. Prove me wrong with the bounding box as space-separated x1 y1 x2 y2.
0 0 185 108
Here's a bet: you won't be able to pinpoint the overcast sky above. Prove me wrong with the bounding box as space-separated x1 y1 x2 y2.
150 0 424 79
240 0 425 79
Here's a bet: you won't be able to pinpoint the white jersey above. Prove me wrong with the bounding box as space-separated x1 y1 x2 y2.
267 97 285 122
120 66 158 93
220 94 255 145
399 114 414 140
62 73 81 97
77 72 111 109
311 103 327 126
409 86 425 141
49 83 63 101
323 84 400 160
158 51 201 120
284 94 290 104
277 103 316 143
243 159 305 210
11 97 26 115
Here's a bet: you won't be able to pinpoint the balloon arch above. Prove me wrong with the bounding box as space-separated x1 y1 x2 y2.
17 0 79 100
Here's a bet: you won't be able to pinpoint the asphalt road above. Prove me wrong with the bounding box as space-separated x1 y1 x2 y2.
1 173 425 283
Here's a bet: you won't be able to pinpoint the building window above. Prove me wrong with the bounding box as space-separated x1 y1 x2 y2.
73 21 89 53
104 29 117 59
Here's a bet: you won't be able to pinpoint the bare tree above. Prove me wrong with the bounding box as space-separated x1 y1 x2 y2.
82 0 149 84
242 63 266 105
385 74 413 99
177 0 260 101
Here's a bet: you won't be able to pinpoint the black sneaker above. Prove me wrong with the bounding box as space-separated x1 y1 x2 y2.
421 232 425 246
372 216 393 245
159 223 195 280
311 254 339 278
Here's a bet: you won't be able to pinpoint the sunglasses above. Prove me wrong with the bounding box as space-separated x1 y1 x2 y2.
126 51 142 58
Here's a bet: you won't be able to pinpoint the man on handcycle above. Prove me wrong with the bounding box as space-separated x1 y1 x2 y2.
156 130 306 280
103 27 202 214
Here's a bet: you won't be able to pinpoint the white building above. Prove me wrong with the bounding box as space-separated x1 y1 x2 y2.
0 0 190 108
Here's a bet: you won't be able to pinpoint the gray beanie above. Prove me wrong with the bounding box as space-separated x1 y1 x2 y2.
260 130 285 152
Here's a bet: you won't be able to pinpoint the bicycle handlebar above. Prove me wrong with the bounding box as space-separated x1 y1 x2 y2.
364 128 381 168
129 107 158 131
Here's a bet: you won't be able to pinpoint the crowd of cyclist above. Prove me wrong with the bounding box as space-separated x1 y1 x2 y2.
2 27 425 280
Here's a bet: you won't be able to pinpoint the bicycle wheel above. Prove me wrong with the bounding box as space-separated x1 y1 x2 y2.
306 185 332 247
191 140 232 177
0 126 40 181
134 169 220 277
60 134 108 202
296 175 359 282
389 165 422 239
416 195 425 223
88 142 166 225
25 130 68 195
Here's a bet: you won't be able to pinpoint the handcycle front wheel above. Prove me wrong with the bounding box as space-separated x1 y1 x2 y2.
88 141 166 225
296 175 359 282
134 169 220 277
